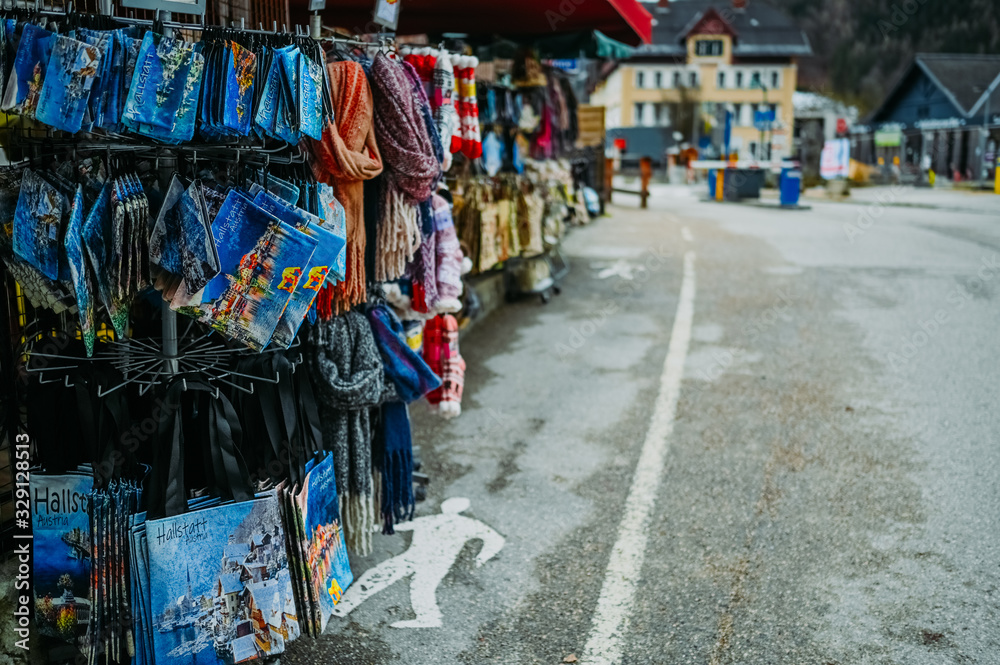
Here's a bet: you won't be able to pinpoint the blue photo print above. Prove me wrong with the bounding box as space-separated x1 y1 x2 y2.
317 183 347 282
201 191 317 351
13 169 67 281
293 453 353 634
36 35 104 134
223 40 256 135
31 473 94 644
253 191 344 349
122 33 199 136
146 495 300 665
298 52 324 141
1 23 55 118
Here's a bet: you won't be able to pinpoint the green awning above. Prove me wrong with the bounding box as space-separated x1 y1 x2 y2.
534 30 636 60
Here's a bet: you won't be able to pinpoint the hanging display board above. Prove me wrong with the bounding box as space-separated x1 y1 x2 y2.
373 0 401 30
578 105 606 148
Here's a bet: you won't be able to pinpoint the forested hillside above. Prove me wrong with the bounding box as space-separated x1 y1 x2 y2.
770 0 1000 113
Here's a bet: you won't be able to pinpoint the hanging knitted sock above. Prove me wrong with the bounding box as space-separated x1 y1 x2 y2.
454 56 481 159
434 51 461 169
437 314 465 418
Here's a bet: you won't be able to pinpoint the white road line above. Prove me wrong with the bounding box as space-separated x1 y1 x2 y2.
581 251 697 665
681 226 694 242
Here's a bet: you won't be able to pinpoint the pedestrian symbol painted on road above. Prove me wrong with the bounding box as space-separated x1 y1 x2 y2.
332 497 505 628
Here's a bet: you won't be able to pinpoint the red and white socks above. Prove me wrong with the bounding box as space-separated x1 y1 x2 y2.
454 55 481 159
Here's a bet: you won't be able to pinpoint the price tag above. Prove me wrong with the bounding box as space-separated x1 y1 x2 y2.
372 0 401 30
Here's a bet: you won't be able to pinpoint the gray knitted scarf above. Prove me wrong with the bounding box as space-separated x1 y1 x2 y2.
308 311 386 555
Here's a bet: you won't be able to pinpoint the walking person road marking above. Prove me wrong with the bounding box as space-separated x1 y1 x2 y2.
582 251 697 665
332 497 505 628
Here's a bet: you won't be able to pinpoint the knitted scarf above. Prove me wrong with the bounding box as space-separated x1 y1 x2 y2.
308 313 385 555
377 401 415 533
310 60 383 317
403 60 445 167
371 53 440 204
371 54 441 282
366 303 442 404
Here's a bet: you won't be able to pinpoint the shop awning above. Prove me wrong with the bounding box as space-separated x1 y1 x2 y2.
297 0 653 46
535 30 636 60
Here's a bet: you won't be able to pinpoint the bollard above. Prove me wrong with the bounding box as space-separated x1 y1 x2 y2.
995 156 1000 195
639 156 652 209
605 157 615 204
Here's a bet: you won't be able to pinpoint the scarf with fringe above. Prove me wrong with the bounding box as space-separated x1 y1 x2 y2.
366 303 441 533
307 313 384 555
371 53 441 282
310 60 383 317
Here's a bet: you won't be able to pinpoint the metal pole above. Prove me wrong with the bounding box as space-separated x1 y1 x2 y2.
980 93 990 188
158 10 180 377
759 86 767 161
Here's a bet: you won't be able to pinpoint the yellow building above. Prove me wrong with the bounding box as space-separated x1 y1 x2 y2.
591 0 811 161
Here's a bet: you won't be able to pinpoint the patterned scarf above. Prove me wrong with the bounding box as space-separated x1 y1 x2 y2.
371 54 441 282
371 53 440 203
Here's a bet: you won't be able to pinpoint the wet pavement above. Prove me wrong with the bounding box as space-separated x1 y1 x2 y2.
285 185 1000 665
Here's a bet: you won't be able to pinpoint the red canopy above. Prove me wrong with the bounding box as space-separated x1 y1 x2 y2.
302 0 652 45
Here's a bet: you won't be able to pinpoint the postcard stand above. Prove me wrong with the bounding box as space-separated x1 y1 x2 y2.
15 11 364 396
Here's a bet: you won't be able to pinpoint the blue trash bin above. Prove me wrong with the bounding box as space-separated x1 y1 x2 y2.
708 169 717 199
779 168 801 206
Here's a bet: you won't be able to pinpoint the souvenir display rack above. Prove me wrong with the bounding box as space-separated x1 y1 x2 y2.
0 6 478 661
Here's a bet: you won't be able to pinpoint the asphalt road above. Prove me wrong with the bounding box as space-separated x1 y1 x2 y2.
285 185 1000 665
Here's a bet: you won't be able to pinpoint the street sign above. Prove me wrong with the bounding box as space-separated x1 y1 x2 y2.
836 118 848 134
614 137 627 151
549 59 579 73
754 109 775 130
874 128 902 147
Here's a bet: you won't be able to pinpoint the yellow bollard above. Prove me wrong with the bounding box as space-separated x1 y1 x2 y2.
716 169 724 201
929 169 936 187
995 157 1000 194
